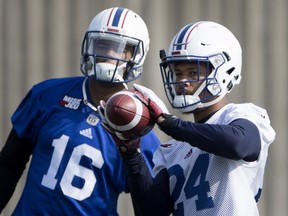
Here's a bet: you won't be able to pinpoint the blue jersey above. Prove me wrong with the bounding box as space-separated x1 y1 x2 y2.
11 76 160 215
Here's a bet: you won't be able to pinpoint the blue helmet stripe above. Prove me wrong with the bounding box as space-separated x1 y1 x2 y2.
112 8 125 27
175 24 193 50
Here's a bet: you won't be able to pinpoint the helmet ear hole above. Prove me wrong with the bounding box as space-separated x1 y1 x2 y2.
227 81 233 91
226 67 235 75
223 51 231 61
86 60 93 70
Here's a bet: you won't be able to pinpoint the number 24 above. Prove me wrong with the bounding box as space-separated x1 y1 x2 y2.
170 153 214 213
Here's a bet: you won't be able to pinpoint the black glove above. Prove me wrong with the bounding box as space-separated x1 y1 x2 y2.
98 100 140 157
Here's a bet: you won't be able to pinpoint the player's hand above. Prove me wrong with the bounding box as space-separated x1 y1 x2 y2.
98 100 140 156
133 84 169 123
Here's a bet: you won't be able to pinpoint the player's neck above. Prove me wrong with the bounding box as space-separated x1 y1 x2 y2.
193 97 229 123
88 79 126 106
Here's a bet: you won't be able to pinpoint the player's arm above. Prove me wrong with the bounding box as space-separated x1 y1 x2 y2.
122 150 173 216
0 128 33 212
98 102 172 216
133 84 261 162
159 116 261 162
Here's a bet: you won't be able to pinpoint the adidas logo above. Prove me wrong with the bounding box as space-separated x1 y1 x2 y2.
184 148 193 159
80 128 93 139
161 143 172 148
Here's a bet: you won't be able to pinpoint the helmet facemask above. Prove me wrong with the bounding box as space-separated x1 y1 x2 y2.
160 54 229 113
81 31 145 83
80 7 150 86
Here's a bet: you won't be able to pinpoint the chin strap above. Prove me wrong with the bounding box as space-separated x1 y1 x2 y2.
177 93 225 113
201 93 226 108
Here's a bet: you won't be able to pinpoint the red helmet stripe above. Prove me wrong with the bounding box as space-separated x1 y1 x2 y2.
121 9 130 28
174 22 205 50
106 7 129 28
106 7 115 26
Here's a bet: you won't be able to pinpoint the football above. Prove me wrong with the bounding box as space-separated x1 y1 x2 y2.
104 90 155 139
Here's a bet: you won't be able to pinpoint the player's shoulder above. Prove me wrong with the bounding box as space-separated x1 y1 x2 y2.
215 103 275 142
227 103 266 112
26 76 85 103
220 102 264 113
228 103 269 121
33 76 84 91
212 103 269 123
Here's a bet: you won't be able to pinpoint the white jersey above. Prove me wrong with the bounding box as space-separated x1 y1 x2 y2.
153 103 276 216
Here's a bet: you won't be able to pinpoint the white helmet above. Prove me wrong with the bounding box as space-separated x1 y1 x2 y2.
160 21 242 113
81 7 150 83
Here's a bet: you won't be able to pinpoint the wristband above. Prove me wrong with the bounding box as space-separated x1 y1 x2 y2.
158 114 178 133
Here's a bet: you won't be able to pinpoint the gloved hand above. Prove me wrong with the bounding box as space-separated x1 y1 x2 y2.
133 84 169 122
98 100 140 156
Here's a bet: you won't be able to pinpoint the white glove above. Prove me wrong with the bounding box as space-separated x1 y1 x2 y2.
133 84 169 121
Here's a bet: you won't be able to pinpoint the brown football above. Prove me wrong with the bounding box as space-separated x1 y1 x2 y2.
105 90 155 139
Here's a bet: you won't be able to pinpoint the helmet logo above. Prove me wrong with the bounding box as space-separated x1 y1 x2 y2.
200 43 212 46
107 27 120 33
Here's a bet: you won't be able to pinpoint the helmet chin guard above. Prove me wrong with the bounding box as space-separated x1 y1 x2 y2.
173 94 226 113
87 62 126 83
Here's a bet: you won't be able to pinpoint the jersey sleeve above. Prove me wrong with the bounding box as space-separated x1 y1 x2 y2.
224 103 276 146
0 129 33 213
157 103 275 161
139 131 160 175
11 87 41 140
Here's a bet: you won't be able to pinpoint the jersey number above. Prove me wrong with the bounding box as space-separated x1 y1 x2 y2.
169 153 214 214
41 135 104 201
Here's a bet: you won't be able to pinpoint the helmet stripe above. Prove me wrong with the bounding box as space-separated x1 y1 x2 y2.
106 8 115 26
174 22 205 50
121 9 129 28
174 24 193 50
112 8 124 26
106 8 130 28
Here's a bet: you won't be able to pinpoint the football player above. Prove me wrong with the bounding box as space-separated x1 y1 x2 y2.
0 7 160 215
100 21 276 215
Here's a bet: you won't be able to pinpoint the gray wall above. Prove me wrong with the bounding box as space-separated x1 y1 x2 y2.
0 0 287 215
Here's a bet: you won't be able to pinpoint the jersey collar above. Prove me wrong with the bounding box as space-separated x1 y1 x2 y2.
82 77 98 112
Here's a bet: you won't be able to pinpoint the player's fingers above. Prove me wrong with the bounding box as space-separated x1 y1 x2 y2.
133 83 149 96
133 90 149 106
133 83 157 99
99 100 107 108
